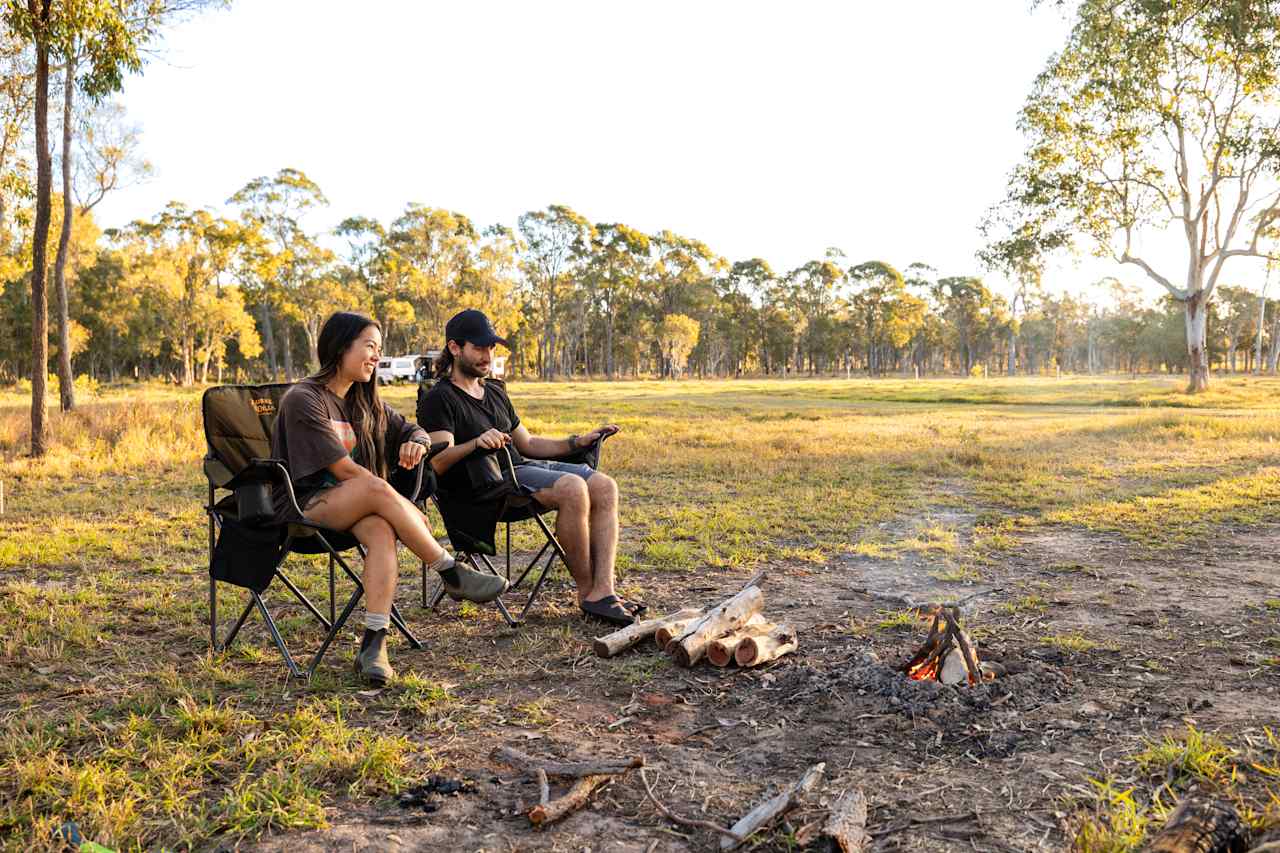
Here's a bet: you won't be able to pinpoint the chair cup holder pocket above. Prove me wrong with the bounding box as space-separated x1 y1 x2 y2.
235 482 274 526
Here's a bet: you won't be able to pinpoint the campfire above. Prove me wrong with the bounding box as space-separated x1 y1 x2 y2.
900 605 991 686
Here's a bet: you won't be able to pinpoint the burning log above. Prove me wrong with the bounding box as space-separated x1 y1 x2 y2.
1141 796 1248 853
820 788 871 852
720 763 825 851
668 585 764 668
593 607 702 658
900 605 984 686
734 623 798 667
707 615 772 667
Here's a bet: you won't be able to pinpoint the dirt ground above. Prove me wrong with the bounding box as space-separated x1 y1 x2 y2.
236 497 1280 853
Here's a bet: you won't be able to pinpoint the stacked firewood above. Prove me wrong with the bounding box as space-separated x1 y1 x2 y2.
593 581 797 668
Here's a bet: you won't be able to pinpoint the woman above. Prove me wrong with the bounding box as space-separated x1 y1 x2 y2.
271 311 507 685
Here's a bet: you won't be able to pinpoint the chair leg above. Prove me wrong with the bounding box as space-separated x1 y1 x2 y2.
307 585 362 680
508 541 551 591
276 568 331 630
253 591 303 679
329 553 336 625
220 595 255 649
389 603 423 649
519 548 560 623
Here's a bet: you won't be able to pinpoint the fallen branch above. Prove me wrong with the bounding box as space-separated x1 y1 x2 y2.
639 767 745 844
492 745 643 778
528 774 609 827
669 585 764 668
821 788 870 852
721 763 825 851
593 607 702 658
536 768 549 807
735 624 798 667
656 614 705 649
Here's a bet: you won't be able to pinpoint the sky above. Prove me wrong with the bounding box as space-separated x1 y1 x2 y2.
94 0 1264 304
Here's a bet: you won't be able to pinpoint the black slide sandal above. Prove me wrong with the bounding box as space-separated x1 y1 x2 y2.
581 595 635 626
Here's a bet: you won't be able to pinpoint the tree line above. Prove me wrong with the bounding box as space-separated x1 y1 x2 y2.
4 168 1280 393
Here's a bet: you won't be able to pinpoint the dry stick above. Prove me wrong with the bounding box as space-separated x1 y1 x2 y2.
492 745 644 778
593 607 703 658
707 615 772 667
720 763 825 851
734 624 798 667
822 788 871 853
536 768 549 807
528 774 609 827
638 767 745 844
669 585 765 668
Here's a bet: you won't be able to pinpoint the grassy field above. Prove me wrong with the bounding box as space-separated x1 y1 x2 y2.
1 374 1279 851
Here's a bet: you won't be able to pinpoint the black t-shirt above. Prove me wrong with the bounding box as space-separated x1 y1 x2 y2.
418 379 526 491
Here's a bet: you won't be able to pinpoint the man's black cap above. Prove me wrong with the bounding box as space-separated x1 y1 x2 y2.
445 309 508 347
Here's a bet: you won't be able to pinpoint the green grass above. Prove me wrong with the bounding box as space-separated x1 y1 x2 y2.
2 375 1280 849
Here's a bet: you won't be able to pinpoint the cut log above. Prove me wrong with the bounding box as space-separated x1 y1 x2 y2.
1142 797 1248 853
528 774 609 827
720 763 825 851
669 585 765 668
492 745 643 778
656 615 704 649
820 788 870 852
735 624 798 667
593 607 702 658
706 615 773 667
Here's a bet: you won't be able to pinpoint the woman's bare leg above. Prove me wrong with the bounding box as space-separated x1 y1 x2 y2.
350 515 397 614
304 474 447 565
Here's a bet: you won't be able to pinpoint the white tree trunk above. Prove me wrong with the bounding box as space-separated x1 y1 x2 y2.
1185 295 1210 393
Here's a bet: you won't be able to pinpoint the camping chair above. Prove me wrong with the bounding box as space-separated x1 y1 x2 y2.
415 379 613 627
202 383 431 679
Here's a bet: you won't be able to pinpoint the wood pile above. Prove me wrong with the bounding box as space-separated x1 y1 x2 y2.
592 579 797 669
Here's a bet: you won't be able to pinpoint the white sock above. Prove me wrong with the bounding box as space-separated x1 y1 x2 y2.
364 611 389 632
427 553 456 573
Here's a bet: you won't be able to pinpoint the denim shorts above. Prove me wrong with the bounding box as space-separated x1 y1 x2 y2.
513 459 594 494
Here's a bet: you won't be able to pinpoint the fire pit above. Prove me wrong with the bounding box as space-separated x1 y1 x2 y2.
899 605 991 686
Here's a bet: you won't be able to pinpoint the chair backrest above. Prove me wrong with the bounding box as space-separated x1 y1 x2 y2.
202 383 294 488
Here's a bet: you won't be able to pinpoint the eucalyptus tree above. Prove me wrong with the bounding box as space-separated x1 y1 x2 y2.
517 205 593 378
1005 0 1280 391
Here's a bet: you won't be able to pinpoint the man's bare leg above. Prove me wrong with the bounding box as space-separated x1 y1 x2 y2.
533 475 607 602
585 473 619 594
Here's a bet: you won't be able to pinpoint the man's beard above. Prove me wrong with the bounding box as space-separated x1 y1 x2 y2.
456 354 488 379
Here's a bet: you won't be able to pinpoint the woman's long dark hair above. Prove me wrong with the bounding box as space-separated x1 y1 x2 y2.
312 312 389 479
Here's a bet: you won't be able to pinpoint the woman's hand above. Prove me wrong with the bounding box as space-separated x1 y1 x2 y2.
398 441 427 469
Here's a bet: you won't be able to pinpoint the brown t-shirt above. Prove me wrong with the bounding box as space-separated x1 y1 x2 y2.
270 378 426 520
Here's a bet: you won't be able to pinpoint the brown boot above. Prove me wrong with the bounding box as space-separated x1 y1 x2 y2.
354 628 394 686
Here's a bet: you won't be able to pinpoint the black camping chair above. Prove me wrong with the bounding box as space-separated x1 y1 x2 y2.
414 379 613 627
202 383 432 679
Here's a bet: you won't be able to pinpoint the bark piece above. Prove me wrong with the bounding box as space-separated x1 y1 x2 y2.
593 607 702 658
492 745 643 778
707 615 773 667
1142 796 1248 853
735 624 798 667
668 585 765 668
821 788 870 852
528 774 609 827
720 763 825 851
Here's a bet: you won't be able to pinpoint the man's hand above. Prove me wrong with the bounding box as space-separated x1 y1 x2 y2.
398 441 427 469
578 424 620 447
474 428 511 451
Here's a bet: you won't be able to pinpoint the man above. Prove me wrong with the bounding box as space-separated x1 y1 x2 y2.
419 309 641 626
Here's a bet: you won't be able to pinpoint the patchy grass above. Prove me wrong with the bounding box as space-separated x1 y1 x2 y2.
2 375 1279 849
